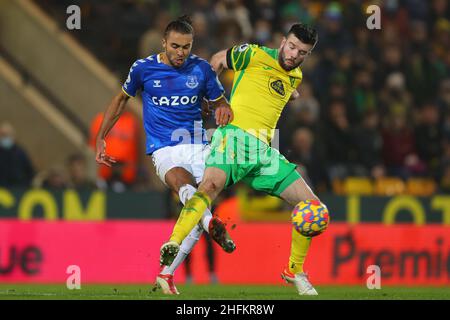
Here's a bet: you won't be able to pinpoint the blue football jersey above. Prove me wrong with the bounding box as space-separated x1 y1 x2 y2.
122 54 224 154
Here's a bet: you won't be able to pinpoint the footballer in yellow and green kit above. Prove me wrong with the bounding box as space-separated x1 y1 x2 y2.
206 43 303 197
163 24 323 296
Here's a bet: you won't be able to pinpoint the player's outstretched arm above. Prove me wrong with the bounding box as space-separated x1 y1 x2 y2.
95 91 129 167
210 50 229 76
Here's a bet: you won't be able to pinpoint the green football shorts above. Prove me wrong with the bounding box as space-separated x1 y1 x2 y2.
205 124 301 197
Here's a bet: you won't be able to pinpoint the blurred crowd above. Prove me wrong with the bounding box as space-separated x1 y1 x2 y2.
4 0 449 194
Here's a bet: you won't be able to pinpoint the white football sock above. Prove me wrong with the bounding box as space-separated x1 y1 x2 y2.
160 184 212 276
161 224 203 275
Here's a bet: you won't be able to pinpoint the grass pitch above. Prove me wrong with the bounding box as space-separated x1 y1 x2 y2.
0 284 448 300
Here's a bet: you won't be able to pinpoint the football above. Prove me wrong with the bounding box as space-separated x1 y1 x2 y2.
291 200 330 237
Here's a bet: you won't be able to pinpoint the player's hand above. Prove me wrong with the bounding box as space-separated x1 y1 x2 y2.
215 105 234 127
289 89 300 101
95 138 117 167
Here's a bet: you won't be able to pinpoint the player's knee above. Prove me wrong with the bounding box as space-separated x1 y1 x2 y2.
198 179 221 197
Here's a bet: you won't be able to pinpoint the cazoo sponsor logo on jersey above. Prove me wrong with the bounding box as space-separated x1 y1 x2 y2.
151 95 199 106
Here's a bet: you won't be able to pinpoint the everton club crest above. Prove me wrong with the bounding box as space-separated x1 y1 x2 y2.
186 75 199 89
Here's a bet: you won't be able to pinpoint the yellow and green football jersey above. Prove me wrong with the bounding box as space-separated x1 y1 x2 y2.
226 43 303 143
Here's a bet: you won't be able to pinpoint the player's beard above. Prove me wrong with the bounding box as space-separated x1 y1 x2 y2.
279 47 302 71
165 51 187 68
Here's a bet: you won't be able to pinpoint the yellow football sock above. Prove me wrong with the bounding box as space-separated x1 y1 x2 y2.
169 192 211 244
288 227 312 274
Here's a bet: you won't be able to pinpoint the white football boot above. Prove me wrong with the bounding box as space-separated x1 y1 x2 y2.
281 268 318 295
155 273 180 295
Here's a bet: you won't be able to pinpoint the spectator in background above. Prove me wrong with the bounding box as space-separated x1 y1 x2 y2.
432 18 450 67
317 2 353 53
0 122 34 187
439 136 450 192
353 110 385 179
334 52 353 86
214 0 253 40
251 0 276 26
428 0 450 34
437 78 450 114
66 153 97 190
323 72 349 112
382 111 425 178
279 0 316 29
350 68 377 124
190 12 215 58
215 18 245 49
90 110 140 192
376 45 405 89
381 0 410 37
252 18 272 45
438 160 450 193
379 72 413 121
322 100 356 180
41 166 67 190
415 102 442 177
406 20 443 104
138 12 171 58
280 81 320 155
288 81 320 129
288 127 327 191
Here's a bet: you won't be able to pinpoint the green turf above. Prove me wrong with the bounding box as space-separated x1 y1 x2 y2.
0 284 449 300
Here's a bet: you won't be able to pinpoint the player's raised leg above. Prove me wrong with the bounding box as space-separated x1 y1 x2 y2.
155 167 201 294
161 167 229 265
280 174 321 295
156 166 235 294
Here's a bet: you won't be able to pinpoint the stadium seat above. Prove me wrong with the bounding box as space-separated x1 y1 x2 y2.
405 178 437 196
342 177 374 195
331 179 345 195
374 177 406 196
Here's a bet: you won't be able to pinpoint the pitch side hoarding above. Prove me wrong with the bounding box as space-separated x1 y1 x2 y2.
0 220 448 285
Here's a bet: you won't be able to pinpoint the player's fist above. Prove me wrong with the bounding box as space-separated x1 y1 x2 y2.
215 105 234 127
95 138 117 167
289 89 300 101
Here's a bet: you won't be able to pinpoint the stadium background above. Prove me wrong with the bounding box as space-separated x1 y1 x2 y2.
0 0 449 292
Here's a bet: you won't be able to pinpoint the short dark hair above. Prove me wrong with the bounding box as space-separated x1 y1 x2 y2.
287 23 318 46
164 15 194 38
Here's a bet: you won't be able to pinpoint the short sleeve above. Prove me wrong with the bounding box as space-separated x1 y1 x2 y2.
122 60 143 97
204 63 225 101
226 43 257 71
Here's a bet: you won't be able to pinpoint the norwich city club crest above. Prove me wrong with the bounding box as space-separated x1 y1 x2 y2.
268 77 286 98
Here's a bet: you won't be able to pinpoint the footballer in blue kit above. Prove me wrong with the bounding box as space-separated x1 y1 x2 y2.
121 51 224 154
95 15 236 295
